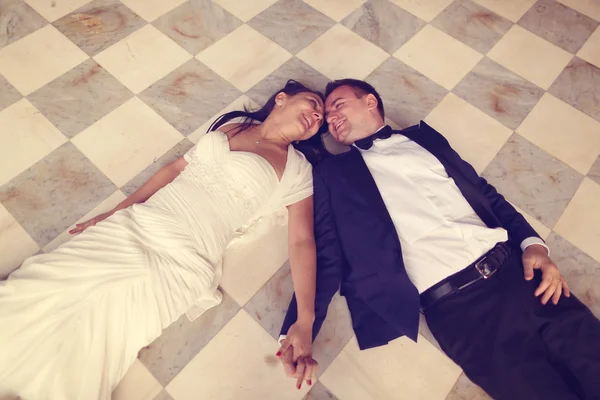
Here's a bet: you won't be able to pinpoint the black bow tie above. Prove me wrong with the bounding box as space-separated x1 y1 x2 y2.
354 125 394 150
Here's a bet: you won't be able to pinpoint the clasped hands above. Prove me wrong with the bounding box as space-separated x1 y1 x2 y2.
276 319 319 390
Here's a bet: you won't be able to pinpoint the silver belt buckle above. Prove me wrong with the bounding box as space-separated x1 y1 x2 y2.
475 257 496 279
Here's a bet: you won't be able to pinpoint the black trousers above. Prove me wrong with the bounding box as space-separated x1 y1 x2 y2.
423 246 600 400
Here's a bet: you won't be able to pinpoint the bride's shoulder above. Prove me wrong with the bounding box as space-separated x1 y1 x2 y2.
214 123 244 139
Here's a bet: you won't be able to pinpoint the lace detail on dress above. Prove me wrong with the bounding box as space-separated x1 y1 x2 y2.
184 155 259 215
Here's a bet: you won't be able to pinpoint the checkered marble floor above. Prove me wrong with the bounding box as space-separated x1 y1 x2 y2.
1 0 600 398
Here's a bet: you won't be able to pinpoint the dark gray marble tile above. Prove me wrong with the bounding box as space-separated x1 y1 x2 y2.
244 261 355 377
303 381 339 400
366 57 448 128
549 56 600 123
431 0 513 53
588 155 600 185
518 0 599 53
0 142 117 247
454 57 545 129
28 59 133 139
153 0 242 55
53 0 146 56
246 57 330 106
138 59 241 136
546 232 600 318
138 290 241 386
482 133 584 228
0 73 22 111
153 390 174 400
0 0 47 50
248 0 335 54
445 373 491 400
342 0 426 54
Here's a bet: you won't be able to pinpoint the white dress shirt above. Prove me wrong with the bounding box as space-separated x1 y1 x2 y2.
358 128 546 293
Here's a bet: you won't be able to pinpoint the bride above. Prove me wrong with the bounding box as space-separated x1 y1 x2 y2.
0 80 324 400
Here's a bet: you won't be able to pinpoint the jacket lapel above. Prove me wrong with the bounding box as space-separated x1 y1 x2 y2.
339 147 400 236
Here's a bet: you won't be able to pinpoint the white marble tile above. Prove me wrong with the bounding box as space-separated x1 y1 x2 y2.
25 0 93 21
71 97 183 187
394 25 483 90
320 335 461 400
220 209 290 305
554 178 600 263
487 25 573 90
425 93 512 173
0 24 88 95
94 24 192 94
112 359 163 400
0 99 67 186
517 93 600 175
167 310 310 400
297 24 389 80
196 25 292 92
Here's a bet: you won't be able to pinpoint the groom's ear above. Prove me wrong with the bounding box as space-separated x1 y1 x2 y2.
364 93 378 111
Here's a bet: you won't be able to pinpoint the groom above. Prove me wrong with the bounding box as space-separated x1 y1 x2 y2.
279 79 600 398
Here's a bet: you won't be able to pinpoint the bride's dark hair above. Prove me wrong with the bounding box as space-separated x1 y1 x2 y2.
208 79 330 165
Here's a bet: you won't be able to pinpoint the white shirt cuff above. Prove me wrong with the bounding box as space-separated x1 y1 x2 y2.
520 237 550 256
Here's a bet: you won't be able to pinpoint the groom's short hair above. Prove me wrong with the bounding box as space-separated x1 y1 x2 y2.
325 79 385 119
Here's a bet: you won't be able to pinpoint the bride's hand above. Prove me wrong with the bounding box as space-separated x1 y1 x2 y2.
69 211 113 235
277 320 317 388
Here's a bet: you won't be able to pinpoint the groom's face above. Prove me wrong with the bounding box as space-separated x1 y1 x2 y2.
324 86 373 145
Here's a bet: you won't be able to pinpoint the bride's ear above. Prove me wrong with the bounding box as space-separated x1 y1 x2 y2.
275 92 287 107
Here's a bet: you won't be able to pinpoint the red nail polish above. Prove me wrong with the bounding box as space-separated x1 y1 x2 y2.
276 351 282 357
308 380 312 386
297 384 301 390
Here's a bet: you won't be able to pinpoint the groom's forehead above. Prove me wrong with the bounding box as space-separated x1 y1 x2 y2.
325 86 356 111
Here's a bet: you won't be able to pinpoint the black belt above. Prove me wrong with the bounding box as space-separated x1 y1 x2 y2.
420 242 512 312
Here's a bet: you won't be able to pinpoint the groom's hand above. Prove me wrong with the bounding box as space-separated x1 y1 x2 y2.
522 244 571 305
280 345 296 377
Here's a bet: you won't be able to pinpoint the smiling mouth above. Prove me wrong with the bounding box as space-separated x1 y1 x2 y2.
303 114 311 129
335 120 345 132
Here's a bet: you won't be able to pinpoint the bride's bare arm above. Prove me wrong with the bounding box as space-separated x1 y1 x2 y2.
70 157 188 234
281 196 316 336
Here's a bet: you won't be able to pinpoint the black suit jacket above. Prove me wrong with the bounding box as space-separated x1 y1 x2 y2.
281 122 541 350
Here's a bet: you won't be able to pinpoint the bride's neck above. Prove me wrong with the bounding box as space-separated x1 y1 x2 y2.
253 120 292 149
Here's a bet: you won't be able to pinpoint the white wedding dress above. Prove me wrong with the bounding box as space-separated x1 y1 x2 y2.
0 131 313 400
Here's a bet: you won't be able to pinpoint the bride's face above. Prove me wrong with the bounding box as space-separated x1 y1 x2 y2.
274 92 324 141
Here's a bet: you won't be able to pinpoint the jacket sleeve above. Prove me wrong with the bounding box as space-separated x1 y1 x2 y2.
280 168 346 340
443 145 541 246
